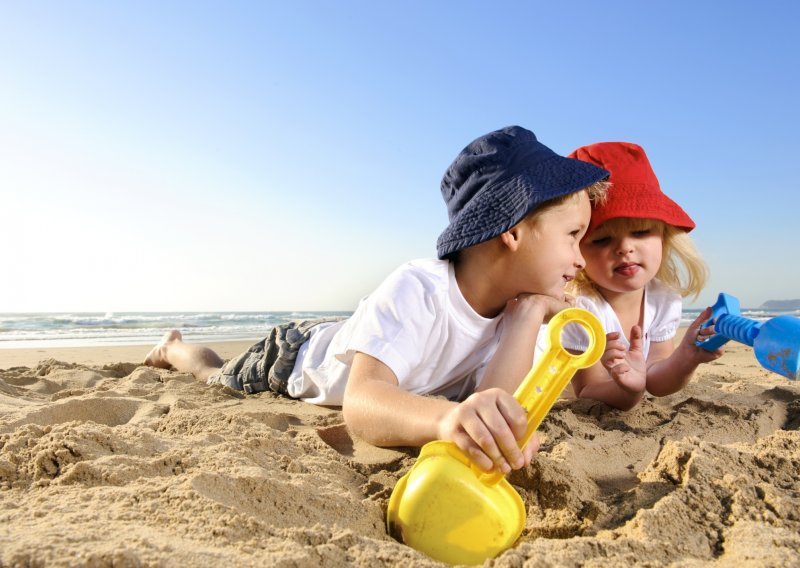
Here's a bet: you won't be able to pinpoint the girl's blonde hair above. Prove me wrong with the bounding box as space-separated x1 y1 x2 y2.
569 217 708 300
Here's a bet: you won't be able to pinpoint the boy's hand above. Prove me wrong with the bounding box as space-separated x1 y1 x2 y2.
602 328 647 394
437 388 539 473
507 293 571 324
677 307 725 364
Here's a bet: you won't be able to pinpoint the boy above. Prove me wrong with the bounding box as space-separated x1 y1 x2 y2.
144 126 609 474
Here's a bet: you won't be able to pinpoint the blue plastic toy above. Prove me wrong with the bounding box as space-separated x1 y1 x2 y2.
696 292 800 381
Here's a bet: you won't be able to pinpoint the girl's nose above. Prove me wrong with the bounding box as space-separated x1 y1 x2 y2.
616 238 634 255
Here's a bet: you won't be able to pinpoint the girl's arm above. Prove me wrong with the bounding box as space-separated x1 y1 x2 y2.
571 328 646 411
645 308 724 396
573 309 724 408
572 364 645 410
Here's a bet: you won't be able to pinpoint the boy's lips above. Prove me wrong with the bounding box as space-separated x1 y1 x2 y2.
614 263 640 277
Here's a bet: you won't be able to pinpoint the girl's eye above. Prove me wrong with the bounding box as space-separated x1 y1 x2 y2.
632 229 651 237
570 229 582 237
590 236 611 246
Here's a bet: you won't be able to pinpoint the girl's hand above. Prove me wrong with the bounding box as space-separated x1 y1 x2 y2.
678 307 725 363
437 388 539 473
602 328 647 394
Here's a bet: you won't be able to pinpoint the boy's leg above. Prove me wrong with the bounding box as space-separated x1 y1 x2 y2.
143 330 224 383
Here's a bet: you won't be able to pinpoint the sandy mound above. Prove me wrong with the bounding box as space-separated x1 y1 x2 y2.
1 342 798 566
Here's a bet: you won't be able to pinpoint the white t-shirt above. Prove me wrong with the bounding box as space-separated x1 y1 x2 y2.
536 279 682 360
287 259 504 406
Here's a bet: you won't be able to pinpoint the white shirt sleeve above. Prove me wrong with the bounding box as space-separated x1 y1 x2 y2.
336 265 437 383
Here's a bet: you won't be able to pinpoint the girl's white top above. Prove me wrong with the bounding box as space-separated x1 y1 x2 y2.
548 278 682 359
287 258 503 406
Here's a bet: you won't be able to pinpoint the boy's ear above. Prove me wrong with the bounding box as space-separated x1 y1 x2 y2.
500 225 523 251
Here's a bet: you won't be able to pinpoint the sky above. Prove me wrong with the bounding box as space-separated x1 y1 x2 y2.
1 1 798 312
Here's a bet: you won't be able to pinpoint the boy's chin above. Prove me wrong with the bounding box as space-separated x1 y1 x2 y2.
545 286 567 300
529 288 566 301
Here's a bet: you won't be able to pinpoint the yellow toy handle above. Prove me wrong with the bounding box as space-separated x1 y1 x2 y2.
477 307 605 484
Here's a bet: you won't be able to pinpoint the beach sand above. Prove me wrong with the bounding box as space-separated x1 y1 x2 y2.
1 335 798 566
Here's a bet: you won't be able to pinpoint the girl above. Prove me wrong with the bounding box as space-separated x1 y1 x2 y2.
564 141 724 410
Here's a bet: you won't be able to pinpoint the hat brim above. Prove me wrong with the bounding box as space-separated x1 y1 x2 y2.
587 182 696 234
437 156 608 258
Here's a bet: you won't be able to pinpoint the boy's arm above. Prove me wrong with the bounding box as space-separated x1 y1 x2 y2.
478 294 568 393
342 352 537 473
343 352 452 447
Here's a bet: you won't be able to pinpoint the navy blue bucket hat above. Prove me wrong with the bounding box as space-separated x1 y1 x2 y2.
436 126 609 259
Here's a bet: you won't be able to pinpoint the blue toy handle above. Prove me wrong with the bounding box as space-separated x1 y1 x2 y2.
697 292 800 380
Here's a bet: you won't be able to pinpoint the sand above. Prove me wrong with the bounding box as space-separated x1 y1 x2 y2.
1 336 798 567
0 340 258 370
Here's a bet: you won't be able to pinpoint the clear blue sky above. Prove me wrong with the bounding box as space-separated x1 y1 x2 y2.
1 1 797 311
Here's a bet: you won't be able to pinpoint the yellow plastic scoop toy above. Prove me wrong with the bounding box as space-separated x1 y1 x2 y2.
386 307 605 565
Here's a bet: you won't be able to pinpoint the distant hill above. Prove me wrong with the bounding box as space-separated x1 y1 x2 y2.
759 299 800 310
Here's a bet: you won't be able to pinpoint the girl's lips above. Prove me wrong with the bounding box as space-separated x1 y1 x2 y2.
614 263 640 277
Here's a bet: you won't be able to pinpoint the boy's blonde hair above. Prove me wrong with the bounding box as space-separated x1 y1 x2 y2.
524 180 610 227
450 181 610 262
569 217 708 300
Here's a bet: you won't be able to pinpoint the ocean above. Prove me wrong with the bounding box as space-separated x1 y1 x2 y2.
0 312 352 349
1 308 798 349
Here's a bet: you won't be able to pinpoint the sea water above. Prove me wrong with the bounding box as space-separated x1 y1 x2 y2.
0 312 351 349
680 307 800 327
1 308 797 349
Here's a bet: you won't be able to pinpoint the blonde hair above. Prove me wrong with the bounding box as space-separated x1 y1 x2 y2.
569 217 708 300
524 180 610 227
449 181 610 262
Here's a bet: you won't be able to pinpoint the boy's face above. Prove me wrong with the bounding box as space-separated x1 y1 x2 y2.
515 192 591 298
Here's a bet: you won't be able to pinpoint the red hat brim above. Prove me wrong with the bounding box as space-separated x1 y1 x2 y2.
568 142 696 235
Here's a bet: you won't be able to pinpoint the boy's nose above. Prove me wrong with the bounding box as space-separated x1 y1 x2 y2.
575 249 586 270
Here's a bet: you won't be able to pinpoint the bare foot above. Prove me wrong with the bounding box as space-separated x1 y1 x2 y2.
144 330 183 369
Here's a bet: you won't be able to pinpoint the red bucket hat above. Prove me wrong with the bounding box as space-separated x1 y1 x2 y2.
568 142 695 235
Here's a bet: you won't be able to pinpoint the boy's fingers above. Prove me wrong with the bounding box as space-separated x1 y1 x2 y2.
461 412 509 473
522 433 540 463
452 431 494 472
478 404 522 471
496 395 527 437
494 398 527 469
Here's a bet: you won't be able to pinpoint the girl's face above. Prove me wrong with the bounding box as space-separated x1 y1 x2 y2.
580 219 664 296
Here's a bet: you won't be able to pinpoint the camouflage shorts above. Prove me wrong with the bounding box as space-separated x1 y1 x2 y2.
207 317 345 395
